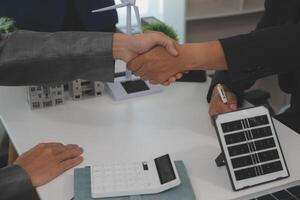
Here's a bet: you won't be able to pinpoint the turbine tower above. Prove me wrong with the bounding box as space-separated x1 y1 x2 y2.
92 1 162 101
92 0 142 80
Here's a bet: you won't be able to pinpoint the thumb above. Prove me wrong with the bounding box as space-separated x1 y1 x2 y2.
164 40 179 56
227 94 238 111
154 33 179 56
229 103 237 110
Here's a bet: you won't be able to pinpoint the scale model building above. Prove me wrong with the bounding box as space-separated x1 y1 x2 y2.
27 79 105 109
27 85 65 109
69 79 105 100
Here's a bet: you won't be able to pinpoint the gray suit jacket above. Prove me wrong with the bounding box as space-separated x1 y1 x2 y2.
0 30 115 199
0 30 115 85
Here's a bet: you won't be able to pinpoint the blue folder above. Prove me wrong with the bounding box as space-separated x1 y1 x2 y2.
74 161 196 200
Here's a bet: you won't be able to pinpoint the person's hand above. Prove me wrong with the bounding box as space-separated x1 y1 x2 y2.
14 143 84 187
209 84 238 117
128 41 228 84
113 32 178 63
128 46 188 84
150 73 184 86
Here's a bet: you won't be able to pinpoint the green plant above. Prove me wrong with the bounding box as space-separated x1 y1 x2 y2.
143 22 179 42
0 17 17 34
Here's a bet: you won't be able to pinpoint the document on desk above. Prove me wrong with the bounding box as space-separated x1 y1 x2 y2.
74 161 196 200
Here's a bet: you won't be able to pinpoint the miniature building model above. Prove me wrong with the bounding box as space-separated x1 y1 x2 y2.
26 80 104 109
69 79 105 100
27 85 65 109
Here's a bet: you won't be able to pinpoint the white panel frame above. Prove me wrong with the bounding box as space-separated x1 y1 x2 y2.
214 106 290 191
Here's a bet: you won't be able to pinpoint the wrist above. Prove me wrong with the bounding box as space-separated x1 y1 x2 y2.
112 33 131 61
176 44 201 71
178 41 227 71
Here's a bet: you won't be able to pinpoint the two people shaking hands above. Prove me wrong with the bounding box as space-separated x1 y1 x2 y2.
0 30 229 200
115 32 228 86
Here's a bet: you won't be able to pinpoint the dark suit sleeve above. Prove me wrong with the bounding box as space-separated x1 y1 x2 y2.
207 2 300 102
219 23 300 81
0 30 115 86
0 165 34 200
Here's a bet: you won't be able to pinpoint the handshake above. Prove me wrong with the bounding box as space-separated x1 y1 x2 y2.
113 32 227 85
113 32 222 86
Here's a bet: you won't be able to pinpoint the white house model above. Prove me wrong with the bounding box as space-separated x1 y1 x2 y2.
27 79 105 109
69 79 105 100
27 85 65 109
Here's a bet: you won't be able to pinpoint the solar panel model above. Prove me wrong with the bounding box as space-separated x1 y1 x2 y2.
213 106 290 191
250 184 300 200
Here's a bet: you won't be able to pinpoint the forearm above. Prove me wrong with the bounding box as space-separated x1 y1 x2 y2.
181 23 300 78
178 41 228 71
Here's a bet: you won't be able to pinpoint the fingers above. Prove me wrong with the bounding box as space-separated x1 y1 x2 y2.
57 144 84 162
149 80 158 85
128 56 144 72
144 31 179 57
154 33 178 57
209 92 238 117
156 73 183 86
163 82 170 86
228 103 237 110
209 103 233 117
115 31 179 63
15 142 84 187
60 156 84 171
168 77 177 83
129 46 183 84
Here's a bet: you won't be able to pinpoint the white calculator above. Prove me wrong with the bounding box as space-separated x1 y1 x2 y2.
90 154 181 198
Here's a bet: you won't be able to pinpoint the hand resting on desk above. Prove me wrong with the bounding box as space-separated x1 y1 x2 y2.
14 143 84 187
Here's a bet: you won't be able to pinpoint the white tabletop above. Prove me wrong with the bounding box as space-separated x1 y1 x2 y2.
0 81 299 200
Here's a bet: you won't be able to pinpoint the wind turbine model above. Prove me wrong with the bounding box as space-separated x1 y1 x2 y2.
92 0 162 101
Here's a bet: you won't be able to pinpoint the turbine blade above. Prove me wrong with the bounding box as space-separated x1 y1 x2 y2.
92 3 129 13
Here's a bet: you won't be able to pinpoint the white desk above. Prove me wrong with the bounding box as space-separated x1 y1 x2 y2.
0 82 299 200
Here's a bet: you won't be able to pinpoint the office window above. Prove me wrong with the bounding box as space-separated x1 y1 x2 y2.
115 0 185 43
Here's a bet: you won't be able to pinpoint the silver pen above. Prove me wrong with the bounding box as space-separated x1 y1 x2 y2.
216 84 228 104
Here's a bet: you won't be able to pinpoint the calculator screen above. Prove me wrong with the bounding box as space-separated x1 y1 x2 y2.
155 155 176 184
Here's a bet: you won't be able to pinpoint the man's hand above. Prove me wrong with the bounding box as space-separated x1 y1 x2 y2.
14 143 84 187
128 46 187 84
209 85 238 117
128 41 228 85
113 32 178 63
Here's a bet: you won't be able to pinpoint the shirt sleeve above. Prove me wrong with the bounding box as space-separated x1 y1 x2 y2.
0 165 34 200
0 30 115 86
